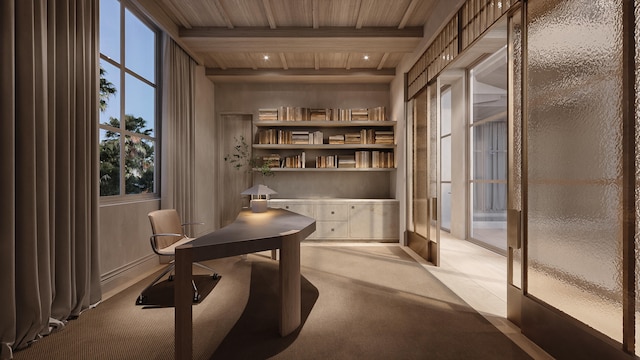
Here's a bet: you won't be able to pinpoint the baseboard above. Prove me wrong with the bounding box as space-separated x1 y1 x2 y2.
100 254 160 300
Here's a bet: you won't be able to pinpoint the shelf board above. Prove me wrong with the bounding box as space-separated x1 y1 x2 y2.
253 144 395 150
254 120 396 127
254 167 396 172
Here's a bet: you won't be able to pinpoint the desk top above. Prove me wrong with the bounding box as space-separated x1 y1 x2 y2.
177 208 316 262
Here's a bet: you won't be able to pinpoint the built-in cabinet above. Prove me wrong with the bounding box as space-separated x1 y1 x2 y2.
228 96 401 242
268 199 399 241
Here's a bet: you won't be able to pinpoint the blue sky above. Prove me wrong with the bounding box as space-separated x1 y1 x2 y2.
100 0 156 137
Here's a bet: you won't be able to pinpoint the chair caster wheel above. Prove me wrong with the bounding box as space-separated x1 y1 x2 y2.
212 273 220 280
168 274 174 281
136 295 144 305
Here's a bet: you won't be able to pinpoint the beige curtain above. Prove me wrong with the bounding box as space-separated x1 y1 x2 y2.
0 0 101 358
161 36 197 225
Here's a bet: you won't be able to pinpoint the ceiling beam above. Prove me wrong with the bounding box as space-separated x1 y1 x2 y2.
398 0 419 29
279 53 289 69
354 0 365 29
206 68 394 77
262 0 277 29
183 38 420 53
180 26 422 38
377 52 389 70
314 53 319 70
213 0 234 29
312 0 319 29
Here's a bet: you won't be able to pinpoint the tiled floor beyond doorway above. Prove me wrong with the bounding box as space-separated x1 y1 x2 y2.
402 231 553 359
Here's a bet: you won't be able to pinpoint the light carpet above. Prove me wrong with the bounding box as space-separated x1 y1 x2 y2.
13 245 531 359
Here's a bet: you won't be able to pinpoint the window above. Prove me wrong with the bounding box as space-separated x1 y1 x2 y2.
99 0 159 197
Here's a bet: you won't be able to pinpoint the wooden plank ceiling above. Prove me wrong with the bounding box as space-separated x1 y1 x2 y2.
150 0 437 82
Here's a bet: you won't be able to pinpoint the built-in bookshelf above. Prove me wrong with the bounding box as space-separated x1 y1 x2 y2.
253 107 396 171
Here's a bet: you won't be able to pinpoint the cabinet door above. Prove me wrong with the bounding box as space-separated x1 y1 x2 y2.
316 204 348 221
349 202 399 239
315 221 349 239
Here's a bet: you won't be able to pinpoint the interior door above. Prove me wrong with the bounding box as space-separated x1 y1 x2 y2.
408 85 440 265
516 0 634 357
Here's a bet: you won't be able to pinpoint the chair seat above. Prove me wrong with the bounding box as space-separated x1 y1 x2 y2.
156 236 193 256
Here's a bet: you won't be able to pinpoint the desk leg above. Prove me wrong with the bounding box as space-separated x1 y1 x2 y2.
175 246 193 360
279 238 301 336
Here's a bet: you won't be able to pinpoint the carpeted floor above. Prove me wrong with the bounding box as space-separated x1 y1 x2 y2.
13 245 532 359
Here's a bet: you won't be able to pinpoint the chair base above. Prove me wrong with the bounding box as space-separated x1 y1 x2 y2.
135 261 220 306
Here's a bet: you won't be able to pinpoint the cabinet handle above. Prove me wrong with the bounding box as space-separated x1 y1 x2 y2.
351 206 355 209
331 211 334 215
285 206 289 209
331 228 334 231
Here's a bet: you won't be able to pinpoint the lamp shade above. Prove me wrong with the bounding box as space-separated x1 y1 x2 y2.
241 184 277 196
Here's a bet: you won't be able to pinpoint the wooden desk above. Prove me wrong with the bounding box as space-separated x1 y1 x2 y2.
174 208 316 360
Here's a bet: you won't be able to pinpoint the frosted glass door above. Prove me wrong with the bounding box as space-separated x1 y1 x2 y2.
526 0 624 342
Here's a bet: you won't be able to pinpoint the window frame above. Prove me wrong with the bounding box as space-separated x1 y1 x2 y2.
99 0 161 202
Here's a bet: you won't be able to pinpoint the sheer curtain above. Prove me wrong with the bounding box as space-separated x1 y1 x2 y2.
0 1 101 358
161 36 197 225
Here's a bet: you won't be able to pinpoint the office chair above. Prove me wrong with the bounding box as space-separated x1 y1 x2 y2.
136 209 220 305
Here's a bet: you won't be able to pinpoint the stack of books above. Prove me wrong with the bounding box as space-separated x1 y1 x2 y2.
374 130 394 144
262 154 281 168
351 109 368 121
328 134 345 144
258 108 278 121
291 131 311 144
345 133 361 144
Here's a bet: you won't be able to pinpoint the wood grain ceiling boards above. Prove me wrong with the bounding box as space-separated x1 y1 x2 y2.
149 0 438 82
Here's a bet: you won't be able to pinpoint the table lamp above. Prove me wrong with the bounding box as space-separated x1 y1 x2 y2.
241 184 277 213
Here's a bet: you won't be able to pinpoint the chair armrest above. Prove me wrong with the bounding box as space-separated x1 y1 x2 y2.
150 233 186 255
151 233 184 238
181 222 204 237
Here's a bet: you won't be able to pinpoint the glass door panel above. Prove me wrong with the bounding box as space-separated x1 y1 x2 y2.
413 90 428 238
526 0 624 342
469 47 508 253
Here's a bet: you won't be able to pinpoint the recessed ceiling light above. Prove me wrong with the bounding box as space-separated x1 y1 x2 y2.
363 55 369 60
263 55 269 60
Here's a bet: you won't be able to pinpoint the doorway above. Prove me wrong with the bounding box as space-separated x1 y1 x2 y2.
468 46 508 253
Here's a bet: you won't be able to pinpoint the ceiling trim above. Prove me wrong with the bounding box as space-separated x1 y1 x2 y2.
206 67 395 84
180 26 423 38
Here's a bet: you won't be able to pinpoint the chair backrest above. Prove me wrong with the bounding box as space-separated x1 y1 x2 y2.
148 209 185 250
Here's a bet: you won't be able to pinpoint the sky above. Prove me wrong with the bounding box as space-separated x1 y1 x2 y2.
100 0 156 138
